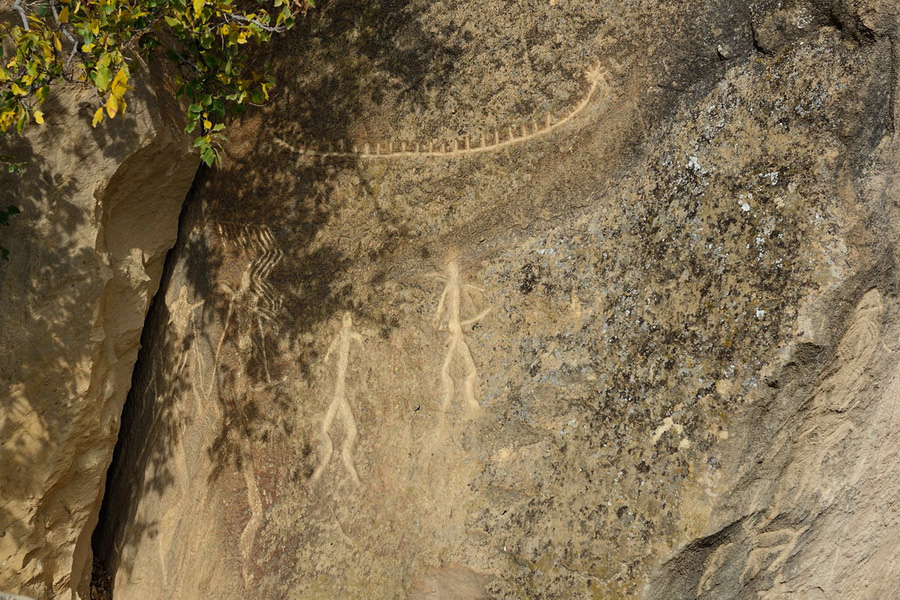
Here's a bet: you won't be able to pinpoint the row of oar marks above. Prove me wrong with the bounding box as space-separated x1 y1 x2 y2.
278 113 564 158
273 61 617 160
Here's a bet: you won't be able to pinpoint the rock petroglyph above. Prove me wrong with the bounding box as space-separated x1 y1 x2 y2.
740 524 809 585
239 446 264 586
727 290 888 593
817 288 884 412
168 285 206 414
432 259 491 414
311 312 364 485
273 61 620 160
215 222 285 320
203 250 284 412
169 285 205 339
697 542 734 595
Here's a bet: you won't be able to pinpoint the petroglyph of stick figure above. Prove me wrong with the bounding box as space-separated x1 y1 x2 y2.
311 312 364 485
169 285 205 338
239 445 263 586
432 259 491 413
167 286 206 409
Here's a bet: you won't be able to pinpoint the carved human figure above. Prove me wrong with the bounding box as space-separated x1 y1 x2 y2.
432 259 491 414
311 312 363 485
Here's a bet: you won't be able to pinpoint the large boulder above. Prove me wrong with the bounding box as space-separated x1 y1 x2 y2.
0 72 197 598
94 0 898 598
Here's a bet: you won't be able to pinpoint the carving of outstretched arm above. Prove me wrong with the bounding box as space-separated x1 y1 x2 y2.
423 271 448 282
461 306 492 327
323 335 339 364
433 287 449 327
461 286 486 314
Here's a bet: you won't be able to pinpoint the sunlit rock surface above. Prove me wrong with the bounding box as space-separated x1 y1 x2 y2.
0 73 196 598
83 0 900 598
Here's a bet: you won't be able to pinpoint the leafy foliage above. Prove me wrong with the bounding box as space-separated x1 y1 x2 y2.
0 204 20 259
1 0 309 166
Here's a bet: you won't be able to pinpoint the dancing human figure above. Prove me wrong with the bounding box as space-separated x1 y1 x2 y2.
432 259 491 413
312 312 363 484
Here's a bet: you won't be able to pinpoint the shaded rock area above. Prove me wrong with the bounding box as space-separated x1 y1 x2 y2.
0 67 197 598
47 0 900 598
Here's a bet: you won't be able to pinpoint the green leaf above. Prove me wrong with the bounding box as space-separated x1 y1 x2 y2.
0 205 20 226
94 65 110 91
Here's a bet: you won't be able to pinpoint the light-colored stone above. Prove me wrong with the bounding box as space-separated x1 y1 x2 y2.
0 75 196 598
14 0 895 598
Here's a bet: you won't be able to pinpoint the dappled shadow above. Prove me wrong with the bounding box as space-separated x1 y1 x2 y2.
91 0 460 588
0 79 156 598
183 0 471 485
85 0 762 590
0 131 84 598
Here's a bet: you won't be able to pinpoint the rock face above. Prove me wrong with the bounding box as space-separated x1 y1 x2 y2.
0 75 197 598
93 0 897 598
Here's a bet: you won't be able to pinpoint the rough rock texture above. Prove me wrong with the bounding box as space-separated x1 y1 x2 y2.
96 0 898 598
0 70 197 598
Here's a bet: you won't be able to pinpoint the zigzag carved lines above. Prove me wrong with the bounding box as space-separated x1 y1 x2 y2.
274 62 616 160
215 222 285 319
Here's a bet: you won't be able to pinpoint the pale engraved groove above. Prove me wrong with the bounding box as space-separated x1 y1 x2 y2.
215 222 285 319
818 288 883 412
239 445 264 587
311 312 363 485
168 286 205 416
201 224 275 587
739 525 809 585
274 62 618 160
731 289 886 593
432 259 490 414
199 223 286 426
697 542 733 595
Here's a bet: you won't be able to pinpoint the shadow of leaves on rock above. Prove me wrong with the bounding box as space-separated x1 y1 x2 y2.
92 0 457 589
175 0 461 486
0 85 149 598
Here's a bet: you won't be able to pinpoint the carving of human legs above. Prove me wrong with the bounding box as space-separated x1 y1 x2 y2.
339 398 361 485
458 340 480 411
311 399 338 482
441 336 460 412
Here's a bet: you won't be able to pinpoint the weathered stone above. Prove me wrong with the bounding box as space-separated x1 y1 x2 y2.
0 75 196 598
66 0 900 598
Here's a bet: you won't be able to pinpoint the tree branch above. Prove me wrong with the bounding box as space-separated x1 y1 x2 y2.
12 0 30 30
47 0 80 70
223 13 286 33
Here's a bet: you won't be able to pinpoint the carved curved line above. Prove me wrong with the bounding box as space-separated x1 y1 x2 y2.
274 65 611 160
239 448 264 586
215 221 285 318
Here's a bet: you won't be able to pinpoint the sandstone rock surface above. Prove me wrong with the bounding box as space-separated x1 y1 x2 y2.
0 73 197 598
86 0 897 598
